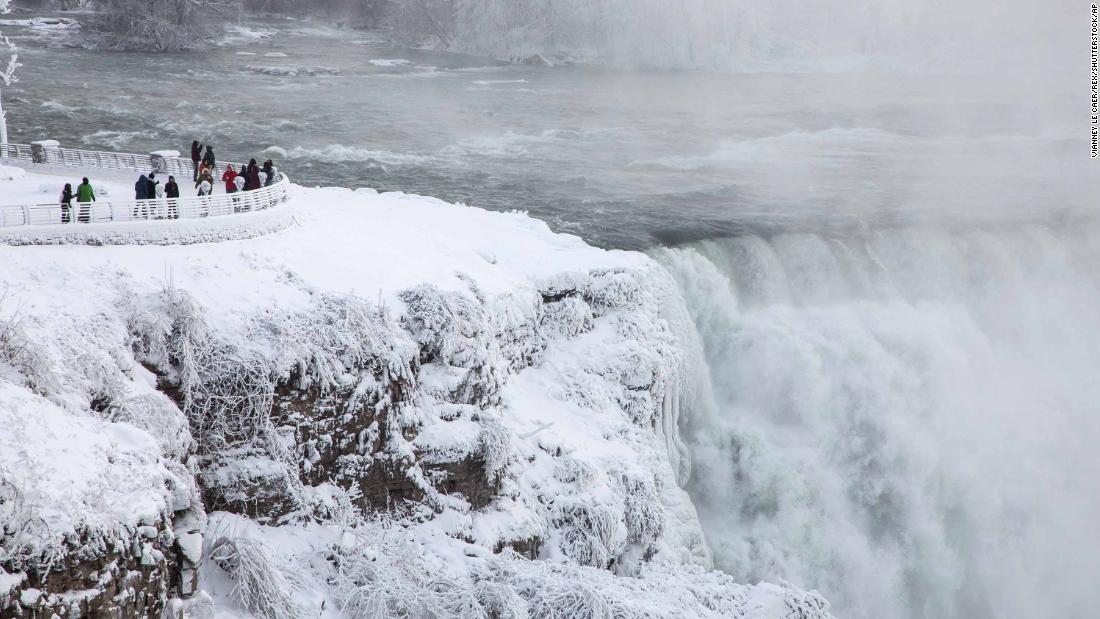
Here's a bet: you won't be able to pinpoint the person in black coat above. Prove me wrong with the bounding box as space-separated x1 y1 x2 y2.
262 159 275 186
202 145 216 169
60 183 74 223
147 172 159 199
165 176 180 219
165 176 180 199
244 158 262 191
191 140 202 181
135 174 150 218
135 174 149 200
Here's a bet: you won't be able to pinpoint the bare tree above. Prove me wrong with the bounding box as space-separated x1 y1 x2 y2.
0 0 21 145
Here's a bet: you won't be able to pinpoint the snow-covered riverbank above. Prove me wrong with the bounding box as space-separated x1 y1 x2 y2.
0 166 832 618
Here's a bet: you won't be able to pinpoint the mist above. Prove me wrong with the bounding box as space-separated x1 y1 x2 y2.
401 0 1076 78
2 2 1095 615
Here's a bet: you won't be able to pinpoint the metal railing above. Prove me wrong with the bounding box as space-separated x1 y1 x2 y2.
0 143 33 163
0 143 291 228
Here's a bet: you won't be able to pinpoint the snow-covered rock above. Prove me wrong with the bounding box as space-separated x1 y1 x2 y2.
0 165 23 181
0 166 834 618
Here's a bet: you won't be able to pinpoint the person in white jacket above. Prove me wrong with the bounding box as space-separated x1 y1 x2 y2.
197 177 213 217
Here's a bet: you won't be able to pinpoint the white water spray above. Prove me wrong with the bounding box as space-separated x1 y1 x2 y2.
654 220 1100 618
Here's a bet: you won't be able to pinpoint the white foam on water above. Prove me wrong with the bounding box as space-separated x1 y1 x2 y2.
40 100 79 114
265 144 432 166
80 129 151 151
369 58 411 67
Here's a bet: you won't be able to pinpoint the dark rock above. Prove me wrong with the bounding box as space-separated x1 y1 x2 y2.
198 446 299 523
1 523 173 618
494 536 542 560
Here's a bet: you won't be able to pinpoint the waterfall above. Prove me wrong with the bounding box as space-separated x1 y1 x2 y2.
653 219 1100 618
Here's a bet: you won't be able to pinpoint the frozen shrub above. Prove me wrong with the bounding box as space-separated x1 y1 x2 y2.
0 474 44 574
256 292 415 396
399 284 505 407
553 457 596 487
584 270 645 316
208 536 306 619
487 291 543 371
555 370 618 414
616 474 664 547
615 388 657 428
400 284 493 369
300 483 362 527
107 392 193 461
125 284 210 387
474 580 529 619
0 311 48 392
186 344 278 450
526 580 613 619
330 530 483 619
478 413 513 485
538 296 595 341
552 498 627 569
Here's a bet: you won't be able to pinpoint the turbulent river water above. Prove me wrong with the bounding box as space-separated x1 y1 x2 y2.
4 15 1098 619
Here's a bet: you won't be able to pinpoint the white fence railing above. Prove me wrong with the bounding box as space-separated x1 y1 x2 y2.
0 143 290 228
0 143 33 163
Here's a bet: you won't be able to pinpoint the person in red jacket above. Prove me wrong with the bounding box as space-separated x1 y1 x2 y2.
222 164 239 194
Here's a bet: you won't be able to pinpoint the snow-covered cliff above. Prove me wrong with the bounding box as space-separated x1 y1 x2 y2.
0 167 832 618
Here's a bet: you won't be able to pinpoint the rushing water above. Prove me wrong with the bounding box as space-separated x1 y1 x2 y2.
655 222 1100 618
4 14 1098 619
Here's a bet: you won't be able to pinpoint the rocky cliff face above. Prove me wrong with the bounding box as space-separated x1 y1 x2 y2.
1 262 710 616
136 264 694 566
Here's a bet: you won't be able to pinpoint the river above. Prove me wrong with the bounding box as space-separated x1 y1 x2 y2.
3 16 1092 249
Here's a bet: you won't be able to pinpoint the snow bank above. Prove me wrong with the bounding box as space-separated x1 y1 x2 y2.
202 512 830 619
0 165 24 181
0 206 297 246
0 384 172 552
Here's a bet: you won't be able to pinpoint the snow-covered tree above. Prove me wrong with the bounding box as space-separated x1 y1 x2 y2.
89 0 237 51
0 0 22 145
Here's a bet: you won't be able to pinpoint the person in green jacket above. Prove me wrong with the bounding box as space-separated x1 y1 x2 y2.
75 177 95 223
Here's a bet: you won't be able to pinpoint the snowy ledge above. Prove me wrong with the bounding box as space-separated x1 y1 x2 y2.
0 204 299 246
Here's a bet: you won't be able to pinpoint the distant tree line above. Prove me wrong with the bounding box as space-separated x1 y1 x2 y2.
13 0 391 49
240 0 386 23
12 0 556 54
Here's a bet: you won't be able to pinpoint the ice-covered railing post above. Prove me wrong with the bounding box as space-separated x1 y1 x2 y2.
150 150 172 174
30 139 58 164
0 0 22 146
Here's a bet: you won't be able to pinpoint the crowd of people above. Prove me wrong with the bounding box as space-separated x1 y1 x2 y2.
57 140 280 223
191 140 279 197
